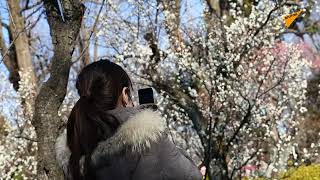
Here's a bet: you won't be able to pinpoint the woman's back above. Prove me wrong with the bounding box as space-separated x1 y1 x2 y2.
56 60 202 180
56 104 202 180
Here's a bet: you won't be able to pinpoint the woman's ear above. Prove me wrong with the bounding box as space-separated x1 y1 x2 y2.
121 87 133 107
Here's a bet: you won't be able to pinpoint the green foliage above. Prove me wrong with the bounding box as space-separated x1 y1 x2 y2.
12 171 24 180
280 164 320 179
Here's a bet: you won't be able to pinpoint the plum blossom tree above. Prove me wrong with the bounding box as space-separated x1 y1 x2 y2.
1 0 85 179
95 0 320 179
0 71 37 179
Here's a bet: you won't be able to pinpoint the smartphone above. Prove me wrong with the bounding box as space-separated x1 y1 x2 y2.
138 88 154 105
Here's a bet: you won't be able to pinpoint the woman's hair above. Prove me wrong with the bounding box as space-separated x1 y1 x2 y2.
66 59 133 179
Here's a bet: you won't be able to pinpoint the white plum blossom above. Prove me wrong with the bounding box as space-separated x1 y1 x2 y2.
0 71 37 179
94 0 320 178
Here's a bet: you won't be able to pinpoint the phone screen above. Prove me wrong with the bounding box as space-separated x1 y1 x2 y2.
138 88 154 105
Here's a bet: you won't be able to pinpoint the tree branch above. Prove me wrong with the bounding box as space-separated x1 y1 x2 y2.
32 0 85 178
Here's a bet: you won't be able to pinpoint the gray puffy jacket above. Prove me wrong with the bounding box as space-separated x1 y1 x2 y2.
55 104 202 180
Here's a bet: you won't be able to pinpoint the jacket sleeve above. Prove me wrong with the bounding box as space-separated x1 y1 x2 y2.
132 135 203 180
170 142 203 180
177 146 198 165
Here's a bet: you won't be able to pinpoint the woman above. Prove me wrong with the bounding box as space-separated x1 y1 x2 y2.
55 59 202 180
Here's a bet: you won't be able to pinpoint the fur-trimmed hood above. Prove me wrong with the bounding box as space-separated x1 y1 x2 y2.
55 104 167 174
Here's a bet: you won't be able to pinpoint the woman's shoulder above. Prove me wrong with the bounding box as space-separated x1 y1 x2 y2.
91 106 168 167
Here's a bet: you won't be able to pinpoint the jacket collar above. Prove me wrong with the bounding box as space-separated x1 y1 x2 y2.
105 103 158 124
91 103 166 166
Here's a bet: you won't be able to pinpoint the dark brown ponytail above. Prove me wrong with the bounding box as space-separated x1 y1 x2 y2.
66 59 133 179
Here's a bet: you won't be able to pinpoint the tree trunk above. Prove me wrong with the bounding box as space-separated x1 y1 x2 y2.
0 16 20 90
79 25 91 70
93 31 98 62
0 114 6 143
7 0 37 120
31 0 84 179
161 0 184 53
7 0 37 87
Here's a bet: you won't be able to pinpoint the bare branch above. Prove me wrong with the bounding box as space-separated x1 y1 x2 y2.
21 1 43 12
